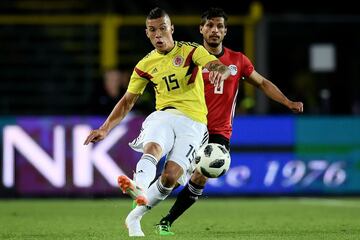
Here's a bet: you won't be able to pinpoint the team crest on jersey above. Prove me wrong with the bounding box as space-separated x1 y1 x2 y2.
228 65 238 76
173 56 184 67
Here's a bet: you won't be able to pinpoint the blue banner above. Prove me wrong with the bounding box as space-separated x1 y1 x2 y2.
1 115 359 197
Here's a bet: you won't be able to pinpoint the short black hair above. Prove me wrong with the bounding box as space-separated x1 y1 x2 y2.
200 7 228 26
147 7 169 20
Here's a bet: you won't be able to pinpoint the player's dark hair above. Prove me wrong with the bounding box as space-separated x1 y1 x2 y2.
147 7 169 20
200 7 228 26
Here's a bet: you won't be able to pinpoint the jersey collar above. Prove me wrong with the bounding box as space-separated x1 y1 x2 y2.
214 47 225 58
156 41 177 55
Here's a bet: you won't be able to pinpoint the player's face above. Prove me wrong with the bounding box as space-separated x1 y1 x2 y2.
146 16 174 54
200 17 227 48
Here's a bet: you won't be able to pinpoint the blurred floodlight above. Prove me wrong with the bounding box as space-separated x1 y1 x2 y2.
309 43 336 72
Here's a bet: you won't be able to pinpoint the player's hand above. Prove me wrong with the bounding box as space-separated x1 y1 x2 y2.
288 101 304 113
83 129 108 145
209 71 226 88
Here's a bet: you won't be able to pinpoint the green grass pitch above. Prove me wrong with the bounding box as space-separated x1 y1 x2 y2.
1 197 359 239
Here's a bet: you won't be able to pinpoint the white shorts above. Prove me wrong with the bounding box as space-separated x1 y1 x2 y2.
129 110 208 185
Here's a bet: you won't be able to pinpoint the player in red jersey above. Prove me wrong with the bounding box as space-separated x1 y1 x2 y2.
156 8 303 235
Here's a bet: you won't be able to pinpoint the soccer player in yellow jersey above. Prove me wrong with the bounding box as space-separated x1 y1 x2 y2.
84 7 230 237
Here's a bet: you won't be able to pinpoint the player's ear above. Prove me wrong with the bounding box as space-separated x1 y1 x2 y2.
145 28 150 38
199 25 203 34
224 27 227 36
171 25 174 34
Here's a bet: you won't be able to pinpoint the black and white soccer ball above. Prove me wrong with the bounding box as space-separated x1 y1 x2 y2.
195 143 231 178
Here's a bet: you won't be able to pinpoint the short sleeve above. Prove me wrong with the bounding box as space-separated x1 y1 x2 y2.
241 54 255 77
127 66 149 95
192 45 218 67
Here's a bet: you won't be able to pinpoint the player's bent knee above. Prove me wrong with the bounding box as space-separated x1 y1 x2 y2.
143 142 163 159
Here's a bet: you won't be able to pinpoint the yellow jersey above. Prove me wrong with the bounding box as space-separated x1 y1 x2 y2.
127 41 217 124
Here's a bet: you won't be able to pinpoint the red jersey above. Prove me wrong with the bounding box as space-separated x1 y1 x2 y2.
203 47 254 140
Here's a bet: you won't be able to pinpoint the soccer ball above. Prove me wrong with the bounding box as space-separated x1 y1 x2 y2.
195 143 231 178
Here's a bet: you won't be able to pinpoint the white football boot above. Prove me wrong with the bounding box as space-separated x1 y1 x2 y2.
125 209 145 237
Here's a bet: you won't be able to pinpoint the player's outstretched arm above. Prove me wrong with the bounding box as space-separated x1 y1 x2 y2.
246 70 304 113
83 91 140 145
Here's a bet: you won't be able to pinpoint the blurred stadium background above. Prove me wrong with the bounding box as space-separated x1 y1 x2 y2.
0 0 360 239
